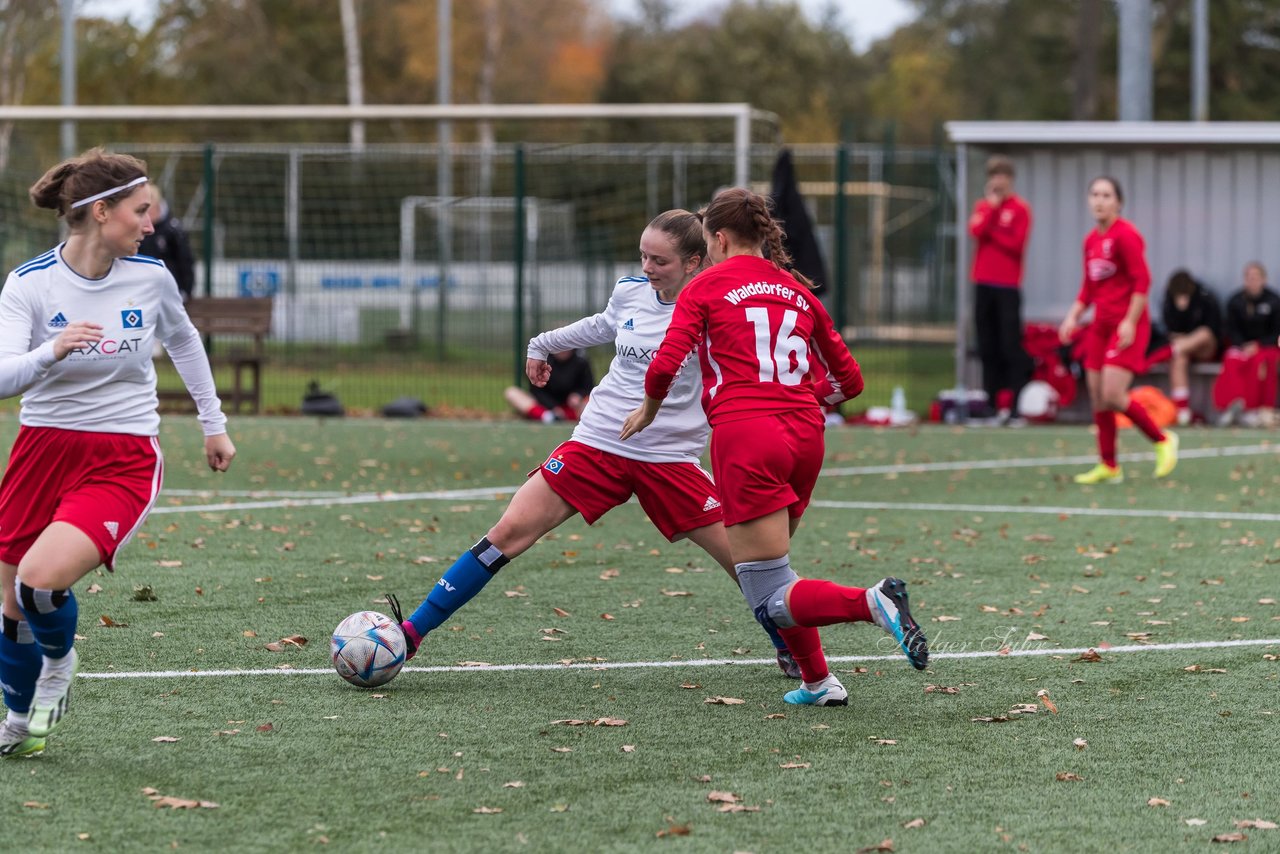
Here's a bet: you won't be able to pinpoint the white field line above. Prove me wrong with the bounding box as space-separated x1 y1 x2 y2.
822 441 1278 476
809 499 1280 523
150 442 1278 517
77 636 1279 680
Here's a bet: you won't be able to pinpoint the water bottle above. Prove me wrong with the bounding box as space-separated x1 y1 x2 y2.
890 386 907 418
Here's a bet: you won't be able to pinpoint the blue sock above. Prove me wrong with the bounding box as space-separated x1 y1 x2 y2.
15 583 78 660
0 616 40 714
757 611 789 652
407 537 509 637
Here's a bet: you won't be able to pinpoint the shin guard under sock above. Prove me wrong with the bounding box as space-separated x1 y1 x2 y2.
0 616 39 714
787 578 872 626
407 537 509 636
778 625 829 683
14 582 77 660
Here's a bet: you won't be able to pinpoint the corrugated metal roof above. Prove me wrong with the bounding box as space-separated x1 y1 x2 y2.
946 121 1280 145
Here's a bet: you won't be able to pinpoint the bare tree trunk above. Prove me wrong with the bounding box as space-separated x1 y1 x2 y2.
1074 0 1100 120
0 5 31 174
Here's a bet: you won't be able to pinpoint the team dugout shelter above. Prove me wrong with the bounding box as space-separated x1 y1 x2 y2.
945 121 1280 392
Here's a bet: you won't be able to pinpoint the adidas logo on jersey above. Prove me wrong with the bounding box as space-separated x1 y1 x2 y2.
621 318 635 331
103 521 119 540
702 496 721 512
48 312 68 328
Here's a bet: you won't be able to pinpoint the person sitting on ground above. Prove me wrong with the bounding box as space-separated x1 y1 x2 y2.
1214 261 1280 426
504 349 593 423
1147 269 1223 425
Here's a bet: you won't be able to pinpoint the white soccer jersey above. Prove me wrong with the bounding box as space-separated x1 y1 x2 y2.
0 244 226 436
528 275 708 464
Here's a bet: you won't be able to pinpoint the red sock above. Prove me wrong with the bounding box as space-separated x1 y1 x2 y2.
787 578 872 626
1171 389 1189 410
1124 399 1166 443
527 405 549 421
1144 344 1172 370
778 625 828 683
1094 411 1117 468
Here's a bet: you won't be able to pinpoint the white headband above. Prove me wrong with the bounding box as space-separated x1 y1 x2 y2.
71 175 148 209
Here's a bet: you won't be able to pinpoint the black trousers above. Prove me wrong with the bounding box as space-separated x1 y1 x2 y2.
974 283 1033 414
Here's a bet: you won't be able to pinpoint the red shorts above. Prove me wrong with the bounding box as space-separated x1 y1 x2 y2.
535 441 721 541
710 408 825 527
0 426 164 570
1081 315 1151 374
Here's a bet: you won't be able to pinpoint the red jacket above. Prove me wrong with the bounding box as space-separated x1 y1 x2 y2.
969 194 1031 287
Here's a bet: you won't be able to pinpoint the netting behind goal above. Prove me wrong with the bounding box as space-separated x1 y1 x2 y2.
0 135 953 416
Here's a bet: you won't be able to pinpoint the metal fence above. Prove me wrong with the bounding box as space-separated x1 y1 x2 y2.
0 140 956 416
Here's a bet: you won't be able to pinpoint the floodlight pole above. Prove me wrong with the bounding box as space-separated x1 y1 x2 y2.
339 0 366 149
1117 0 1153 121
436 0 452 359
1191 0 1209 121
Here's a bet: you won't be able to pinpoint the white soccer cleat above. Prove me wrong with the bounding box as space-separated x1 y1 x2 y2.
28 648 78 737
867 577 930 670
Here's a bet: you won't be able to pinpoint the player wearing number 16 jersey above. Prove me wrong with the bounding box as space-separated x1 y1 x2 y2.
623 187 930 707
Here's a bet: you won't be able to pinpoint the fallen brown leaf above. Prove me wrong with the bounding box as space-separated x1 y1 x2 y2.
1074 649 1104 662
855 839 895 854
717 803 761 813
903 818 926 829
472 806 503 814
553 607 571 618
264 635 307 652
655 822 692 838
779 762 811 769
1147 797 1171 807
925 685 960 694
704 696 745 705
1212 832 1247 843
151 736 180 743
1236 820 1277 830
23 801 49 809
98 615 128 628
1056 772 1084 782
706 791 740 804
1073 738 1088 750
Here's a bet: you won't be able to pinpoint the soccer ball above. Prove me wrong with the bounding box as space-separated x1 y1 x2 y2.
331 610 407 688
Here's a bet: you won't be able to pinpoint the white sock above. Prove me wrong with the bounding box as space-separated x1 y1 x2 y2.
7 710 27 729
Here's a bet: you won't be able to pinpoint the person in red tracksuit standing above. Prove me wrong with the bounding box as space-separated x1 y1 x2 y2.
621 188 929 708
1058 176 1179 485
969 155 1033 424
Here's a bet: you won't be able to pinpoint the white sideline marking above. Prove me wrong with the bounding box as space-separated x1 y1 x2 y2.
822 441 1278 476
810 499 1280 523
76 636 1279 679
150 442 1277 516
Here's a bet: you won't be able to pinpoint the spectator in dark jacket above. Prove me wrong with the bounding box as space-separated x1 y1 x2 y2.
1155 269 1223 425
1214 261 1280 424
504 350 594 423
140 185 196 301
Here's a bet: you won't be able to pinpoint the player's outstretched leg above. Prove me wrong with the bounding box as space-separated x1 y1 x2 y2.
866 577 930 670
392 536 510 660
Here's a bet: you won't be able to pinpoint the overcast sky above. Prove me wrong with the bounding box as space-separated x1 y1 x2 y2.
81 0 917 53
607 0 917 51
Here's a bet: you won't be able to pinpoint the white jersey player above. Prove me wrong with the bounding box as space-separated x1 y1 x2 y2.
387 210 802 678
0 148 236 758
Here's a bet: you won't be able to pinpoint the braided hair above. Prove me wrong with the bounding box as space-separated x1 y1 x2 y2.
699 187 815 289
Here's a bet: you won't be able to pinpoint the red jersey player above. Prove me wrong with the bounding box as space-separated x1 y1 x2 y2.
1059 176 1178 484
621 188 929 707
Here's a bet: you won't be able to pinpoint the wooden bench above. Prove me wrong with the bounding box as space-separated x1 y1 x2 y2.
159 297 274 414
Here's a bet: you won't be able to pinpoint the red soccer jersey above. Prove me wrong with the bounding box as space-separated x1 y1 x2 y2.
644 255 864 425
1077 217 1151 326
968 194 1031 287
